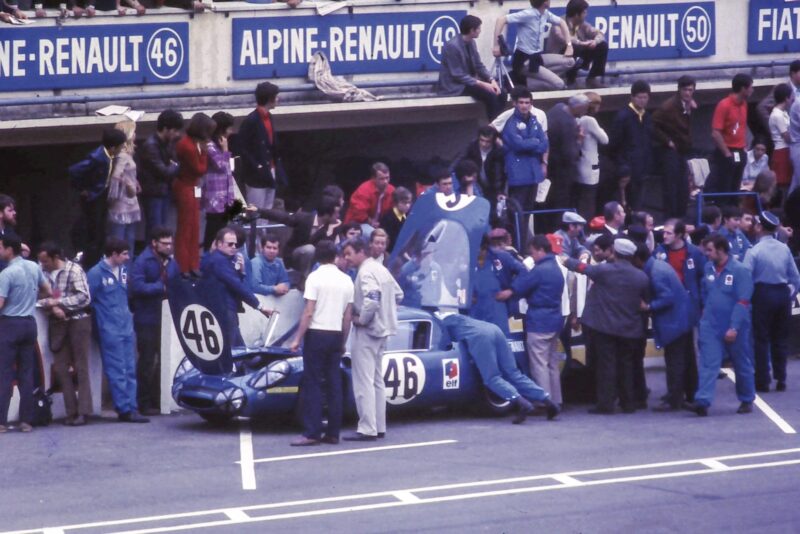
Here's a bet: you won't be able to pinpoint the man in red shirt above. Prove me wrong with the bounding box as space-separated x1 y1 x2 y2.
708 74 754 202
344 162 395 228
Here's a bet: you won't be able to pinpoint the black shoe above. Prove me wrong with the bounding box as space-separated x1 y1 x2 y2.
737 402 753 414
118 411 150 423
512 397 534 424
755 384 770 393
717 372 726 380
141 408 160 416
377 432 386 439
588 407 614 415
776 381 787 392
692 404 708 417
634 400 648 410
320 435 339 445
652 402 679 412
544 399 560 421
343 432 377 442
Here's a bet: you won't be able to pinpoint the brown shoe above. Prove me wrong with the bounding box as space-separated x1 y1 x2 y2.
290 436 320 447
20 423 33 433
0 425 7 433
320 435 339 445
72 415 87 426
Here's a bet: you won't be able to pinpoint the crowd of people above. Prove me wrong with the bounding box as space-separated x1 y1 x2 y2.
2 14 800 440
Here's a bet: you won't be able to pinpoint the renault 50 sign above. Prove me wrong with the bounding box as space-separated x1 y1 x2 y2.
232 11 465 79
748 0 800 53
0 22 189 91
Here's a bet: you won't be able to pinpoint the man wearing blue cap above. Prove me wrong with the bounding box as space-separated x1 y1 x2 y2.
692 234 755 416
743 211 800 392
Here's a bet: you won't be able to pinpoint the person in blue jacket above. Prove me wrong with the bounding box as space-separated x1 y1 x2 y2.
251 233 290 297
502 86 548 212
634 244 694 411
718 205 752 262
87 237 148 423
441 313 559 423
69 128 127 269
512 235 566 406
201 227 274 347
471 235 525 335
653 219 706 330
129 227 179 415
692 234 756 416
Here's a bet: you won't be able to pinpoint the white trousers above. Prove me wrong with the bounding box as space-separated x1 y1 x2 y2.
351 327 388 436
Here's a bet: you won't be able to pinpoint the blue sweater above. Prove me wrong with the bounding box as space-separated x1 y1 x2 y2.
251 255 290 296
511 254 564 333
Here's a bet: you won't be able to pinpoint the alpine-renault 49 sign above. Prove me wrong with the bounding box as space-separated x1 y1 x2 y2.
0 22 189 91
232 10 465 79
748 0 800 53
508 2 715 61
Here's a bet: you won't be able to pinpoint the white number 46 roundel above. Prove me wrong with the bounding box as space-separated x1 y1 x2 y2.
179 304 223 361
383 353 426 405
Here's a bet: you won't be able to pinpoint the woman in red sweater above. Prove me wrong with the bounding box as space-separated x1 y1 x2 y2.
174 113 215 273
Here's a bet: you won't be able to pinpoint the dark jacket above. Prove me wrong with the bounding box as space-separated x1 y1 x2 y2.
235 109 284 189
129 246 179 327
137 133 179 198
257 208 331 268
437 34 492 96
502 109 549 187
68 146 112 202
609 105 653 180
546 103 580 184
455 139 506 196
566 257 649 339
653 242 706 327
379 209 405 253
512 254 565 333
643 257 692 347
651 94 693 154
200 250 260 316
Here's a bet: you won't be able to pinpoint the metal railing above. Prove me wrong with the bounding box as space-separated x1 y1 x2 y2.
695 191 763 225
513 208 576 250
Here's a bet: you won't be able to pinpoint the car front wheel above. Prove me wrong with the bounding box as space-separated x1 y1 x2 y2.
479 387 514 416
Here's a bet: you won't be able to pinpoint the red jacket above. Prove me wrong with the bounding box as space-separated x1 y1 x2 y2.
175 135 208 187
344 179 395 224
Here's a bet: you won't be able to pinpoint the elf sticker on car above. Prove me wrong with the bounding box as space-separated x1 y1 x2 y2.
442 358 460 390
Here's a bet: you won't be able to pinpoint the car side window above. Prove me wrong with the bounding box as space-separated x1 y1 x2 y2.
386 321 432 352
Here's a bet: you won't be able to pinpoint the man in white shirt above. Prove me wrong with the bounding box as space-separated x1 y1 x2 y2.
290 240 354 446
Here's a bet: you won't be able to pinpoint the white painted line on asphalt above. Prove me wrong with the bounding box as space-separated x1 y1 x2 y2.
700 459 729 471
239 425 257 491
393 491 421 503
721 368 797 434
223 510 249 522
246 439 457 464
41 529 64 534
11 447 800 534
551 474 582 486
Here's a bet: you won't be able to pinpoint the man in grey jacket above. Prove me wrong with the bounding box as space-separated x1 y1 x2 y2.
438 14 505 119
343 239 404 441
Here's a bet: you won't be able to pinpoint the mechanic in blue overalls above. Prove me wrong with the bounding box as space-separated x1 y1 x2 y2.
718 205 752 262
470 235 526 335
442 313 559 423
87 237 148 423
692 234 755 416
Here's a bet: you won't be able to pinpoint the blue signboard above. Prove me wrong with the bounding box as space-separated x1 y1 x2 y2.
748 0 800 53
507 2 715 61
0 22 189 92
232 11 466 79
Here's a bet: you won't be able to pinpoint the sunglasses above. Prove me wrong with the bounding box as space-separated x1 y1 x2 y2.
223 241 239 247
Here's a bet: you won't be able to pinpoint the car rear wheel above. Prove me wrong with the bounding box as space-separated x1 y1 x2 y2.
479 387 514 416
200 413 235 426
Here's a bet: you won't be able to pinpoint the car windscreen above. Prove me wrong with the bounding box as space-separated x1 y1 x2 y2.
386 321 432 352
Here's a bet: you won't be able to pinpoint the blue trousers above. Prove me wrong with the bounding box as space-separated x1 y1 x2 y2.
469 324 549 403
0 316 37 425
300 329 343 440
142 196 170 244
695 323 755 407
99 332 138 415
752 283 791 388
109 222 137 259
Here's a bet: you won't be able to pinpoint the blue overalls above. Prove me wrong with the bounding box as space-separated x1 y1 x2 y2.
718 227 752 262
653 243 706 327
694 257 755 408
87 260 138 415
470 248 525 335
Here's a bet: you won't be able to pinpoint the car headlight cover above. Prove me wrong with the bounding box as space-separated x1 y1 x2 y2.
248 360 291 389
214 387 246 414
173 357 194 381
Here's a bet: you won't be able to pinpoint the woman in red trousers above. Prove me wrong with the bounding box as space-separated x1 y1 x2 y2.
174 113 215 273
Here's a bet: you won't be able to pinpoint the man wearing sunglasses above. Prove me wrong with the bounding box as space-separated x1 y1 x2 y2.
201 227 274 347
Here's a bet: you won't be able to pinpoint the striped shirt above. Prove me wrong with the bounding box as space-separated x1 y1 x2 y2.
47 260 91 320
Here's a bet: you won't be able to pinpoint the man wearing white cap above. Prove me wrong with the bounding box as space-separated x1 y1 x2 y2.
555 211 590 261
563 238 649 414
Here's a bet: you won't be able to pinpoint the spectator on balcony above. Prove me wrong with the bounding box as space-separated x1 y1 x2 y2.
493 0 572 91
547 94 589 226
107 120 141 258
138 110 183 241
379 187 412 254
344 162 395 230
575 92 608 221
502 87 548 213
237 82 286 214
562 0 607 88
756 60 800 139
202 112 237 251
453 126 506 216
768 83 794 200
438 14 505 120
174 113 214 274
609 80 654 211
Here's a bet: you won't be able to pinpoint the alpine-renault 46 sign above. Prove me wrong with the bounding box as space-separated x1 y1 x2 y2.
748 0 800 53
232 10 465 79
507 2 715 61
0 22 189 91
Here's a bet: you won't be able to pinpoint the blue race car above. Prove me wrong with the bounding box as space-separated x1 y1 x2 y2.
169 192 525 424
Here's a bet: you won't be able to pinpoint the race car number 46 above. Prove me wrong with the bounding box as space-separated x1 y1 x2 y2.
179 304 223 361
383 353 426 405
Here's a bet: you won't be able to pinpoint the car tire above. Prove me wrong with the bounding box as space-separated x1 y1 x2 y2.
479 387 514 416
200 413 234 426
